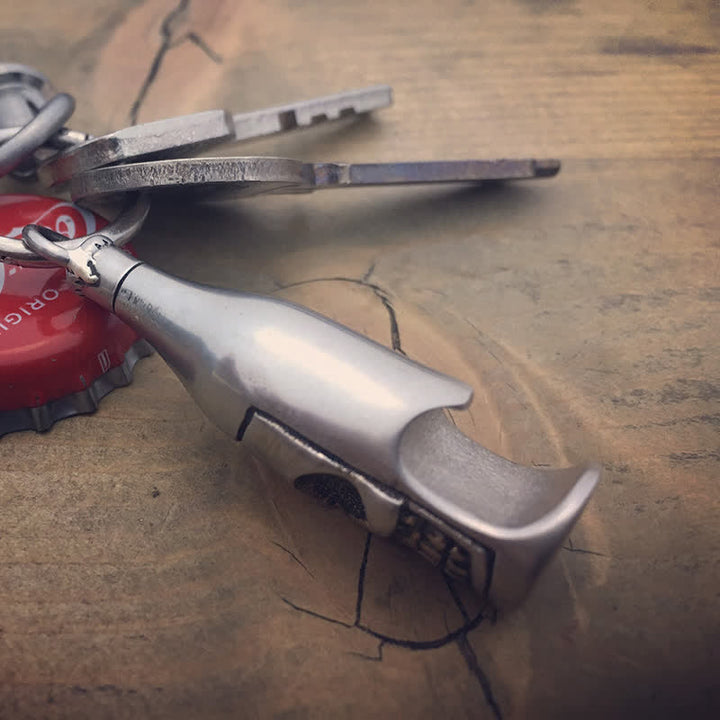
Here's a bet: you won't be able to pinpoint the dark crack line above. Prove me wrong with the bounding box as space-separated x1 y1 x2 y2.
129 0 188 124
275 274 407 355
444 575 470 623
354 533 372 625
355 263 406 355
355 614 484 649
129 0 222 125
362 262 376 283
561 545 606 557
456 633 503 720
281 594 485 650
280 597 354 629
279 538 497 711
280 531 486 646
349 640 384 662
464 318 504 366
274 269 499 709
183 32 223 62
562 537 606 557
271 540 315 578
444 575 503 720
377 291 405 355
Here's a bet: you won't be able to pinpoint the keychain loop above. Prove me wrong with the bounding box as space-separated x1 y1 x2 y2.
0 193 150 266
0 93 75 178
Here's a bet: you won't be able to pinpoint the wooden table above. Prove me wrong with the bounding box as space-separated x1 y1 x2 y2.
1 1 718 717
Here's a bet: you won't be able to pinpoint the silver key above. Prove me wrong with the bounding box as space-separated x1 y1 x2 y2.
69 156 561 202
39 85 392 186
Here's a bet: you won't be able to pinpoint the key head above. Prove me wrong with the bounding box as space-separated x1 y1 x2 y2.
69 157 309 202
39 109 235 187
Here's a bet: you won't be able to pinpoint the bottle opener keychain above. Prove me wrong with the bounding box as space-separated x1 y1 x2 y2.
0 63 599 609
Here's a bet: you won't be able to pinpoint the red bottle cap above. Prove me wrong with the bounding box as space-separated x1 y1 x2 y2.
0 194 150 436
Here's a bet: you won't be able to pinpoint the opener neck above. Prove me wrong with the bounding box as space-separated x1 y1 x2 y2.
80 242 144 311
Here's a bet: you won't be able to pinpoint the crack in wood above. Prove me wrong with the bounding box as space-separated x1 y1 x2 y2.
349 640 384 662
271 540 315 578
562 537 606 557
444 575 503 720
275 270 407 355
275 269 502 716
281 533 502 718
129 0 222 125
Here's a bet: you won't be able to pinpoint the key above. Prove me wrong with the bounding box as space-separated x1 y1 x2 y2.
39 85 393 186
69 156 561 202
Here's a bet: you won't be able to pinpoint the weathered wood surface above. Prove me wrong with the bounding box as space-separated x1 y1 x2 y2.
0 1 718 718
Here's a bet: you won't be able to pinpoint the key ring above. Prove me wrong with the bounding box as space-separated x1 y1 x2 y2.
0 192 150 266
0 93 75 178
0 63 78 178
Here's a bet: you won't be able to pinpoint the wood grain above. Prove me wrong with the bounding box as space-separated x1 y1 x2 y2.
0 1 718 718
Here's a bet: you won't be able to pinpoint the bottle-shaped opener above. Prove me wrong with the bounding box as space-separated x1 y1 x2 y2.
18 223 600 609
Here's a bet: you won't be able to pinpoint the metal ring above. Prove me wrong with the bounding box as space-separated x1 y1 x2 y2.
0 193 150 266
0 93 75 178
0 125 88 149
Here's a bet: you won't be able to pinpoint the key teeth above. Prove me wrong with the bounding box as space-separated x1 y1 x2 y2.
310 112 329 124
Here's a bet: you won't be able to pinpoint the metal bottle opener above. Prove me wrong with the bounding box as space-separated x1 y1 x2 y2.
16 223 600 609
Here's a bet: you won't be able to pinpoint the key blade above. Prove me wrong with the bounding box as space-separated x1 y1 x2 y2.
231 85 393 141
310 158 561 188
